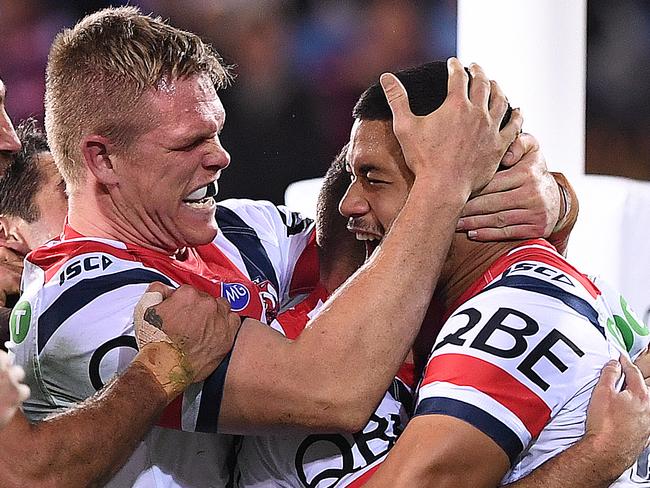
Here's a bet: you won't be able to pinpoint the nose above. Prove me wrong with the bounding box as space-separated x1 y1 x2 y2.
0 108 21 153
204 137 230 171
339 181 370 218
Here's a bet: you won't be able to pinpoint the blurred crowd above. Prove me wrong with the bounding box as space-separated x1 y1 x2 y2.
0 0 648 204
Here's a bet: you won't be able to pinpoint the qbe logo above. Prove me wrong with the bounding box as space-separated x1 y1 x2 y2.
221 282 250 312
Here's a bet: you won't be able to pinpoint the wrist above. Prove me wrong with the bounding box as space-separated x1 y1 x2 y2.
132 342 195 402
579 432 627 483
550 173 575 234
410 175 470 208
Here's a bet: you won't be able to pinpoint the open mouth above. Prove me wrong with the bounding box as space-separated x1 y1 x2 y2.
183 181 218 208
353 231 382 258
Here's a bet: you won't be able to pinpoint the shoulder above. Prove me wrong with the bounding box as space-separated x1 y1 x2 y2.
216 198 314 240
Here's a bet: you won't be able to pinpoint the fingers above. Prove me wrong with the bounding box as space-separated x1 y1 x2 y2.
380 73 410 122
499 107 523 146
597 359 623 393
468 164 530 198
633 345 650 380
468 63 490 109
446 57 470 101
501 133 537 167
465 223 546 242
462 185 528 217
621 354 648 397
458 208 535 231
488 79 508 126
145 281 176 300
7 365 29 401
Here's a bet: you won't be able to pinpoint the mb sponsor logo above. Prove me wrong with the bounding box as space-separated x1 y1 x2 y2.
221 282 250 312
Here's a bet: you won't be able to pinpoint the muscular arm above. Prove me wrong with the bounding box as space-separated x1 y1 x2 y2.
365 357 650 488
0 284 240 487
0 346 168 487
218 60 522 434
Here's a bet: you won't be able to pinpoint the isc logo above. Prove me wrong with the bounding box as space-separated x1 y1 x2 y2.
221 282 251 312
59 255 113 285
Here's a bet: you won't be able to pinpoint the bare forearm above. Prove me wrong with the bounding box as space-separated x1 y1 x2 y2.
0 360 167 487
294 179 467 415
222 180 467 433
505 436 620 488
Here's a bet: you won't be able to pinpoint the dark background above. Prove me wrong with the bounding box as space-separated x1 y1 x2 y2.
1 0 648 204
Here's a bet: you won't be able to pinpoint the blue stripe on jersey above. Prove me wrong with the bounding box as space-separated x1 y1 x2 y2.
416 397 523 465
480 275 604 336
216 205 279 292
196 350 232 433
38 269 172 353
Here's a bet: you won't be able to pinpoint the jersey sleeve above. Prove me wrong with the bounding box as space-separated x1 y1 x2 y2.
8 253 169 419
8 251 230 433
216 199 317 305
415 272 614 465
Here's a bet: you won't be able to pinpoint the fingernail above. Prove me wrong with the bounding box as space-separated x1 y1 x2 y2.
456 219 466 231
606 359 620 367
467 230 478 239
502 151 514 164
380 73 395 90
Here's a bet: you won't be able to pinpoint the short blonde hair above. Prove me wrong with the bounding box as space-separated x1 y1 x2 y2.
45 6 232 188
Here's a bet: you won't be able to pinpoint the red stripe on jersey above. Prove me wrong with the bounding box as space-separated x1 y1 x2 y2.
421 353 550 437
346 463 381 487
33 224 268 432
288 231 319 298
29 240 140 283
448 239 600 318
396 362 415 390
157 396 183 429
274 283 328 339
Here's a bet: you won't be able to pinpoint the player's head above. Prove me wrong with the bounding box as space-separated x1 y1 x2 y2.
315 145 365 287
340 61 509 258
0 119 68 255
0 79 22 171
46 7 233 251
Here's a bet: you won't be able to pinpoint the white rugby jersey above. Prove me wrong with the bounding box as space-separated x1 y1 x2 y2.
8 199 316 488
235 283 414 488
415 239 650 486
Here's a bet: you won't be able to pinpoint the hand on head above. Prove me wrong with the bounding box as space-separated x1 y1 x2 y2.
459 133 561 241
379 58 522 198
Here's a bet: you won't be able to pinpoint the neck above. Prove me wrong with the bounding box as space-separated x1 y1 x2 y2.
318 246 365 295
434 235 524 313
67 188 181 256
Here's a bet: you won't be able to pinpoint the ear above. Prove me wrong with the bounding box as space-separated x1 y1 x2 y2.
80 135 120 185
0 215 29 255
0 216 11 247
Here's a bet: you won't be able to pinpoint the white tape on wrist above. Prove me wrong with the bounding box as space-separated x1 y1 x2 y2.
133 291 173 349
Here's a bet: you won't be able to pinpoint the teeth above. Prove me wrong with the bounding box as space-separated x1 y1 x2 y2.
355 233 379 241
185 182 217 202
185 198 215 209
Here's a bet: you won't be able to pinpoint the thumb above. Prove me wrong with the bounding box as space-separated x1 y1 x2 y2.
380 73 411 121
595 359 622 393
145 281 175 300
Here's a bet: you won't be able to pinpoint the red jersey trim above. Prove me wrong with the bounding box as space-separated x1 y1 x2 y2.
448 239 600 319
421 353 551 437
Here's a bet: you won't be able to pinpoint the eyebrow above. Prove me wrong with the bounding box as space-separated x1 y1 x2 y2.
358 162 382 175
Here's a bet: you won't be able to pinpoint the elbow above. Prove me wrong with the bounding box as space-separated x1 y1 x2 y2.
304 393 375 433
